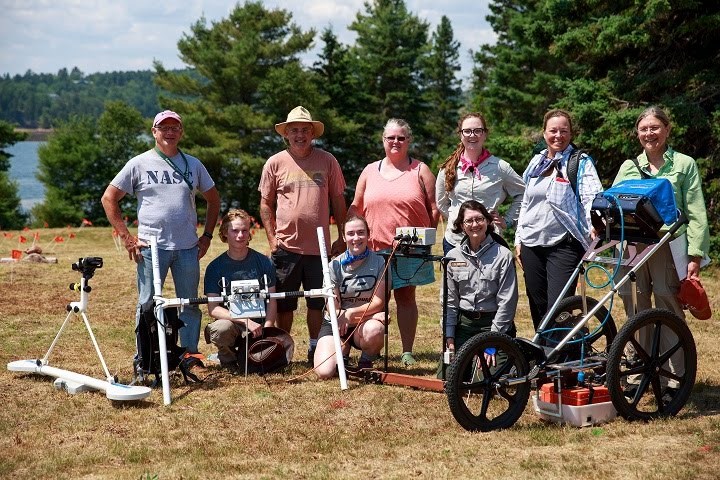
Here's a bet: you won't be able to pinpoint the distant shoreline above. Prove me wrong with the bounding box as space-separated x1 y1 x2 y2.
14 128 52 141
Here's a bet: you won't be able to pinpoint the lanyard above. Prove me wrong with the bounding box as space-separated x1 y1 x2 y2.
154 147 193 191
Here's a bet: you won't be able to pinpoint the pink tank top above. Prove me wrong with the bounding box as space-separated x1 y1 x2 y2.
361 158 432 250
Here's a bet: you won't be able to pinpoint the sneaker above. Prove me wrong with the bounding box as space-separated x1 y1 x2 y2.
358 358 374 369
220 361 242 376
401 352 417 366
662 387 679 404
358 352 379 370
308 347 316 367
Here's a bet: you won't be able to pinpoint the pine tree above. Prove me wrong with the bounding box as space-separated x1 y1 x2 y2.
153 1 321 216
347 0 431 161
422 16 463 169
472 0 720 257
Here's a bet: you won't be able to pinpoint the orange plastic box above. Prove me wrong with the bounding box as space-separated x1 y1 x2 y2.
539 382 610 406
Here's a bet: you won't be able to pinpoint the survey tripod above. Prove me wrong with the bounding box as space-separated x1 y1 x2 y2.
7 257 152 401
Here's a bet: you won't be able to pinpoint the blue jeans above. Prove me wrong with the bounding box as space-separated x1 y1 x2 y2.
137 246 202 353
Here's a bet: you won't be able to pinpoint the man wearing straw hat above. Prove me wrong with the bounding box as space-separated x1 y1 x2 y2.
259 106 347 365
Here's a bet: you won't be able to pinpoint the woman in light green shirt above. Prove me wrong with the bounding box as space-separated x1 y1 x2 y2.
612 106 710 318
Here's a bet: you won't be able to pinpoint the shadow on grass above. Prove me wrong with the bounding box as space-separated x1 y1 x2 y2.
683 381 720 417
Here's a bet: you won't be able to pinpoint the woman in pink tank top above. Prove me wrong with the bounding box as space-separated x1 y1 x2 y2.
349 119 440 366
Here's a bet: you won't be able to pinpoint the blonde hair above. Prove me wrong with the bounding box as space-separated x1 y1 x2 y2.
383 118 413 141
219 209 252 243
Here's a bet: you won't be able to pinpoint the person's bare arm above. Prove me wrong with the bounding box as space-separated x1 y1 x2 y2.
347 170 367 218
259 195 278 253
198 186 221 259
330 193 348 256
420 164 441 228
101 185 144 262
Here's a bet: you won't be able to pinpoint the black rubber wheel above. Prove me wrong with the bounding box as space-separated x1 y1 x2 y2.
606 308 696 421
538 295 617 362
446 332 530 432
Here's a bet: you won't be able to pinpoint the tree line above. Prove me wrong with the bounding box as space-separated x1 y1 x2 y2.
0 68 161 128
2 0 718 258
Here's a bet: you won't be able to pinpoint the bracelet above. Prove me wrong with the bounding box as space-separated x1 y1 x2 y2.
202 232 213 240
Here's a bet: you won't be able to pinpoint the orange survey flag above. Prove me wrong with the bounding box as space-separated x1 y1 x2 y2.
82 218 92 226
54 235 65 243
11 249 22 260
18 235 27 243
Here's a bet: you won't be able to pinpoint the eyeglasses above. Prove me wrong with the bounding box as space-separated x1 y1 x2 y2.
384 136 407 143
638 125 663 134
463 217 487 226
155 125 183 133
461 128 487 137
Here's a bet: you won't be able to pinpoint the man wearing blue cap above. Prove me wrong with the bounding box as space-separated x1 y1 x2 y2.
102 110 221 365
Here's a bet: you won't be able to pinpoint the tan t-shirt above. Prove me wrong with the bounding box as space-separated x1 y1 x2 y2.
259 148 346 255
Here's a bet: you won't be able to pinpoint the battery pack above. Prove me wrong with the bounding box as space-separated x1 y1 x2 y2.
539 382 610 406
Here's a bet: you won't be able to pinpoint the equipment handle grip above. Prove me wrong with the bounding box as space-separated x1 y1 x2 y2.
187 297 209 305
283 291 306 299
668 210 689 236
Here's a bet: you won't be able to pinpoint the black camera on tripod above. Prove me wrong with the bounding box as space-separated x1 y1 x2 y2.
72 257 103 278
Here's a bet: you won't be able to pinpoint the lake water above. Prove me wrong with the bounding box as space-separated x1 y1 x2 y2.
6 141 45 212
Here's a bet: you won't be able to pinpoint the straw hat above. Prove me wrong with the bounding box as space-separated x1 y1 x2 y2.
275 106 324 137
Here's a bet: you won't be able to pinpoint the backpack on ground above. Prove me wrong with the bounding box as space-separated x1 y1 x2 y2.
134 306 201 386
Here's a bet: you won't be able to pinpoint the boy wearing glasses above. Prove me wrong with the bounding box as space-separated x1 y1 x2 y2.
102 110 221 365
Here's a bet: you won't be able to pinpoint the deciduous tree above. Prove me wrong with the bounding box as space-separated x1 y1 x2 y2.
0 120 27 229
33 102 146 227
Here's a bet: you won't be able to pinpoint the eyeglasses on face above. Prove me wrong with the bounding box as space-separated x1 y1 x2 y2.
384 136 407 142
155 125 183 133
461 128 487 137
637 125 663 134
463 217 487 226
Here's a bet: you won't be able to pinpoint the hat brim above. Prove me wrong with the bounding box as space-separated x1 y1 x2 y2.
274 120 324 138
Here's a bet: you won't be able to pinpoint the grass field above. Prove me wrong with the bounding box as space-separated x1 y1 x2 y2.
1 226 719 479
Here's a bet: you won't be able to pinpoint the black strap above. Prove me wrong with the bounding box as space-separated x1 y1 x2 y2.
630 158 653 179
566 145 583 197
154 147 194 191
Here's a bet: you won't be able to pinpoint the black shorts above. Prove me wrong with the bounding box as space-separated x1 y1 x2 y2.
272 247 326 312
317 318 360 350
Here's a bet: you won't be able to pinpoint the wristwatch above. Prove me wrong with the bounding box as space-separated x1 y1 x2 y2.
202 232 213 240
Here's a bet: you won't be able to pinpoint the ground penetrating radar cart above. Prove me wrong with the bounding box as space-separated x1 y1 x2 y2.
445 178 699 431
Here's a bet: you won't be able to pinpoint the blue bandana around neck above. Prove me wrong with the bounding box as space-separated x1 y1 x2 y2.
339 247 370 266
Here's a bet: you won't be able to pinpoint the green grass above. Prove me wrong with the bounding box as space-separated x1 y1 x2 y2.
1 226 719 479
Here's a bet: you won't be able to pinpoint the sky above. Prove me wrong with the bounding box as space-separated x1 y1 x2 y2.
0 0 496 86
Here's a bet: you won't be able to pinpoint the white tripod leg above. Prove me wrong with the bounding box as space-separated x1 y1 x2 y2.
317 226 348 390
150 236 172 405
